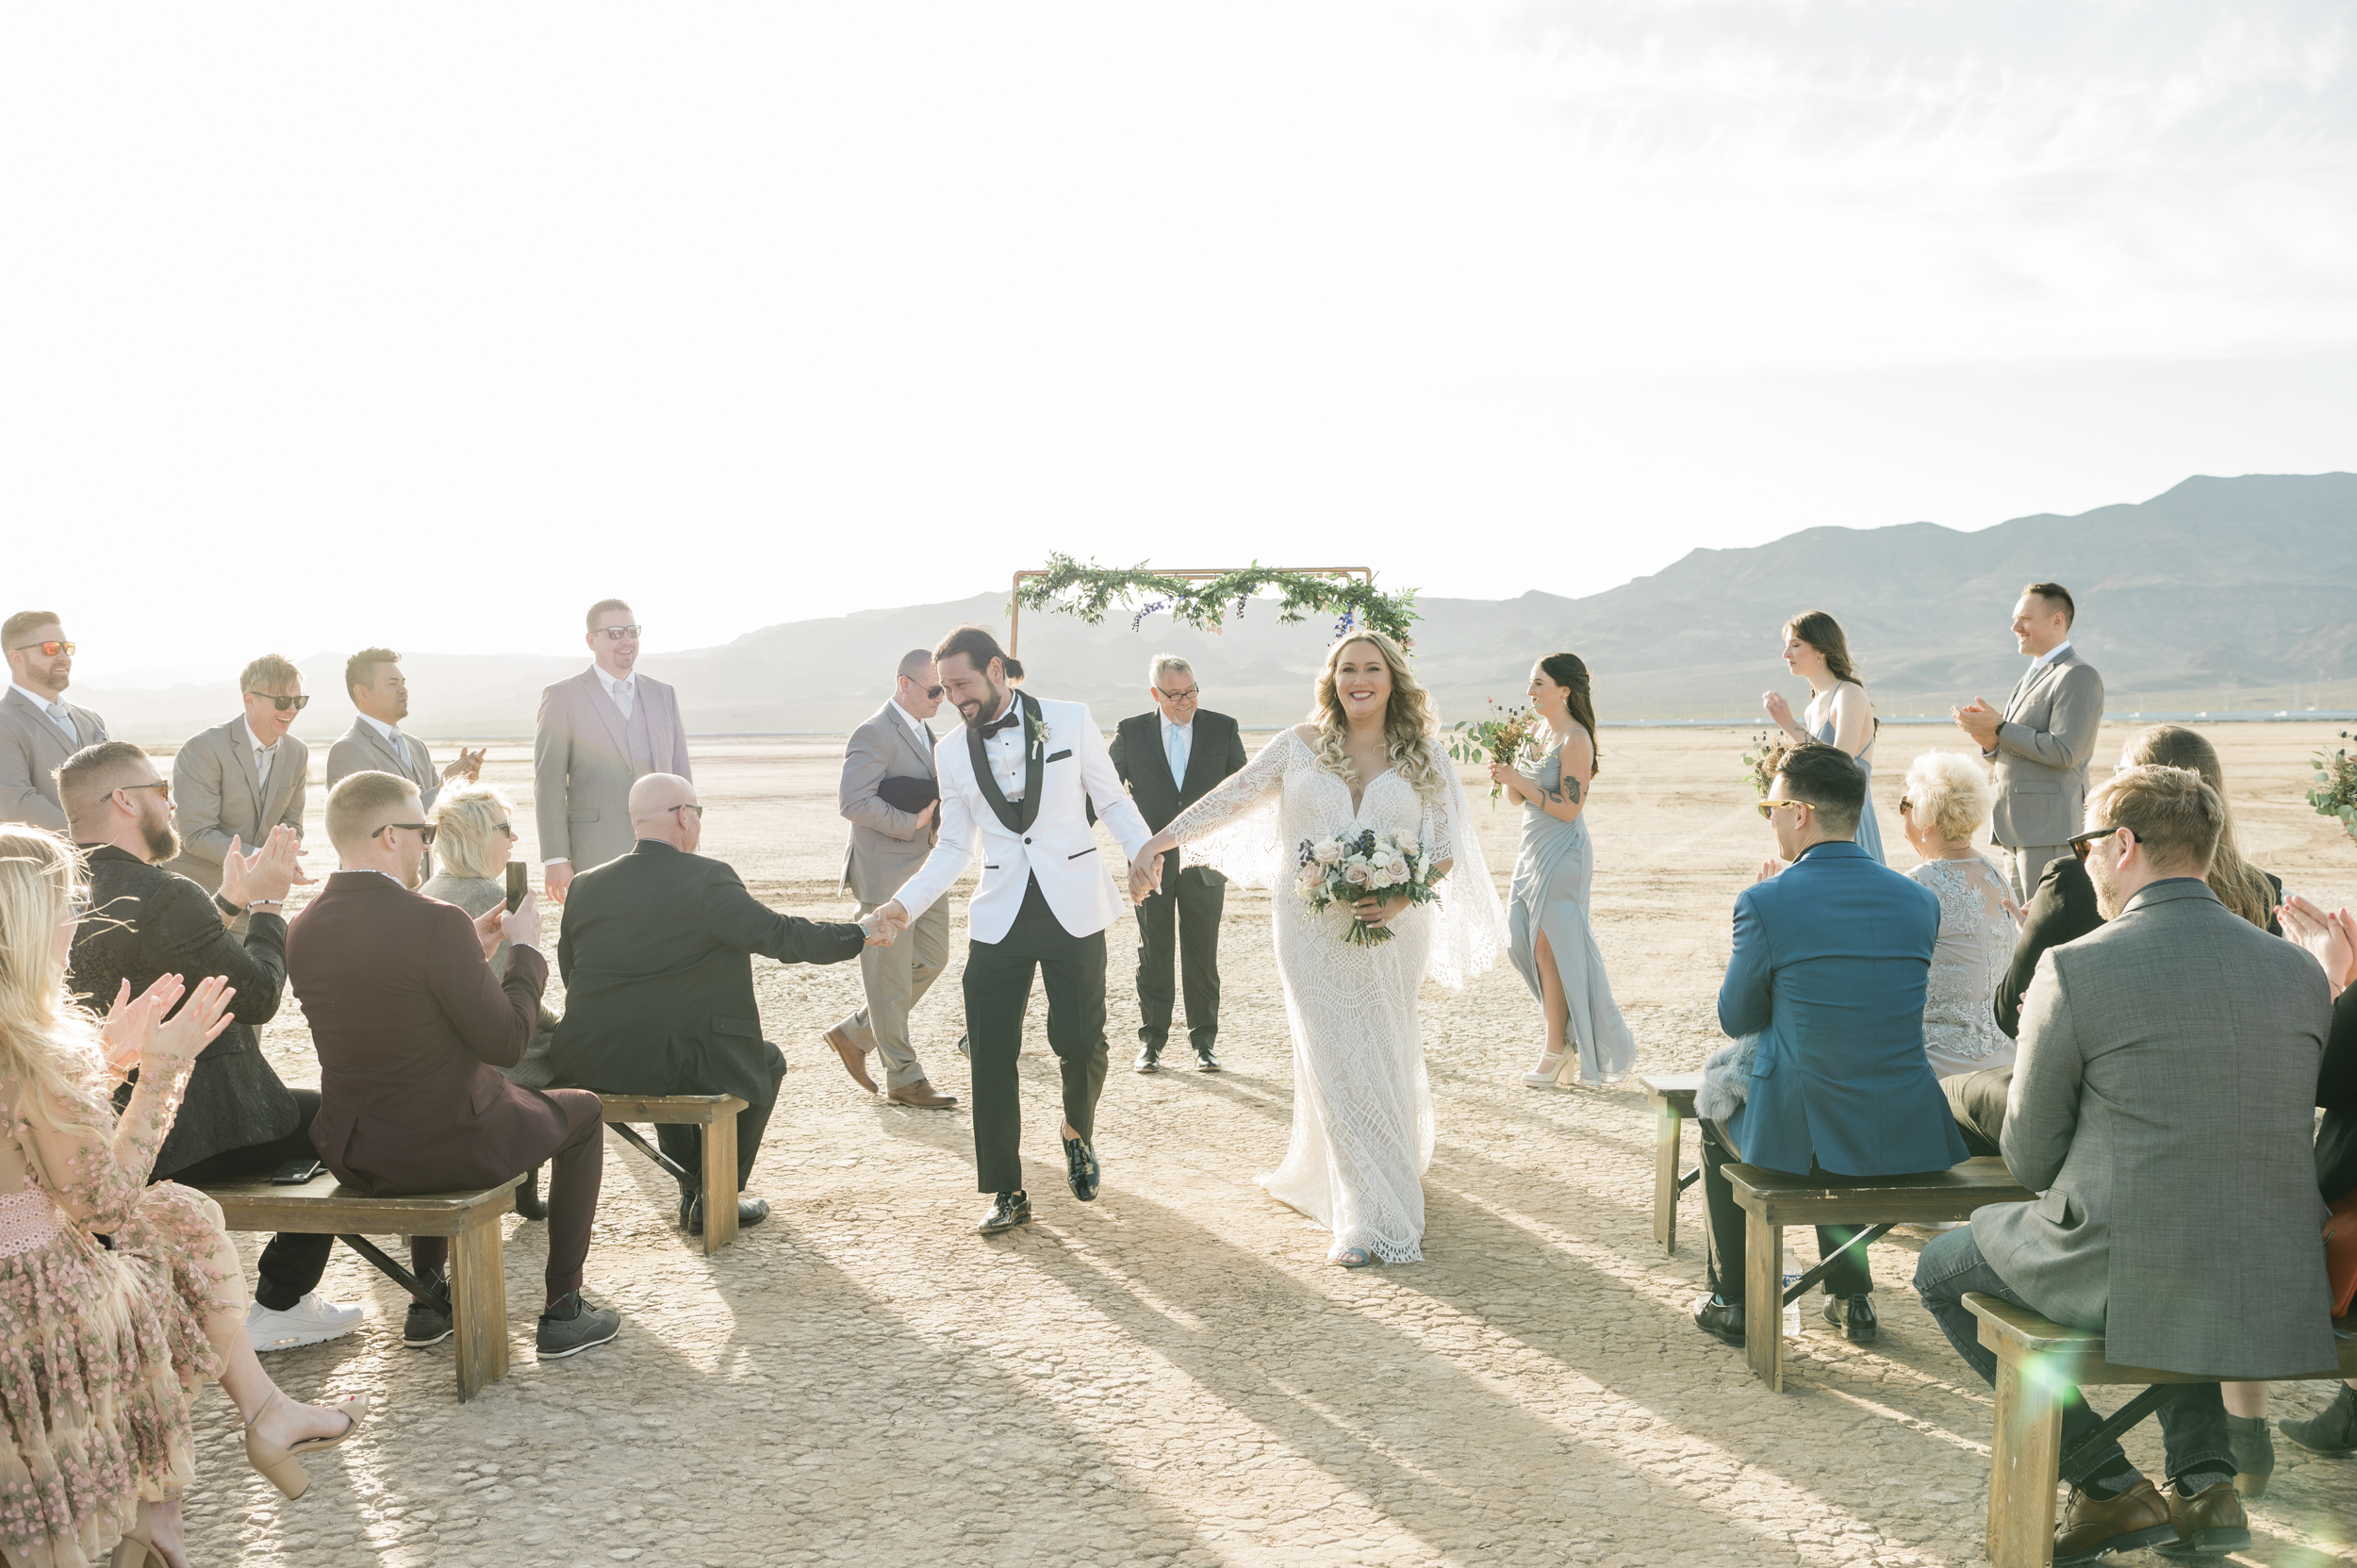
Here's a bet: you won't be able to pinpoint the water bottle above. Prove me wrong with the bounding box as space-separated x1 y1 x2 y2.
1781 1271 1802 1338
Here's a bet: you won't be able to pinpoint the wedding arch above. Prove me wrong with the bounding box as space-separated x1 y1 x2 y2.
1006 556 1418 655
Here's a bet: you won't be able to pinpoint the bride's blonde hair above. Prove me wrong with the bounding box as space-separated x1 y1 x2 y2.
0 827 107 1128
1310 632 1448 799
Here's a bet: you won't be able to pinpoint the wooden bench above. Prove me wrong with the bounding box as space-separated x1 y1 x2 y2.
1725 1157 2035 1390
205 1173 519 1401
1966 1294 2357 1567
1640 1073 1702 1255
597 1093 748 1255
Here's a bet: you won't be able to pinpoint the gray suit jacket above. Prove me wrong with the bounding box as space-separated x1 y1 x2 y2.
163 719 309 895
0 686 107 830
327 718 450 879
1986 647 2104 849
1978 878 2336 1378
533 668 689 873
839 700 939 904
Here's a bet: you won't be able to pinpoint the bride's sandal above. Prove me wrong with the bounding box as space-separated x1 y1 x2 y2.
1336 1246 1376 1268
1521 1050 1568 1088
244 1390 371 1499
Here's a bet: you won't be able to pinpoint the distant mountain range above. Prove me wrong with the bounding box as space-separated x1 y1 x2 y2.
82 472 2357 742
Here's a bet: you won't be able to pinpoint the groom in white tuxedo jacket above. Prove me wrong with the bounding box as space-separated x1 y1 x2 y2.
874 625 1151 1233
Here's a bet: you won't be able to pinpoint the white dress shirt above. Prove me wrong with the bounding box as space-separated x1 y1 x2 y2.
245 719 283 798
2030 638 2073 672
596 664 637 719
1162 716 1193 786
357 711 409 764
981 693 1027 802
891 698 934 754
11 684 76 746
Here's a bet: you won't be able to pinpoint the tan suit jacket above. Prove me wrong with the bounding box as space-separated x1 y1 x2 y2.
839 700 939 904
0 686 107 831
163 718 309 895
532 667 689 873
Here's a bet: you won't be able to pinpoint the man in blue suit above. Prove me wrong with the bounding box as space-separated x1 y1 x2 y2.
1693 743 1969 1349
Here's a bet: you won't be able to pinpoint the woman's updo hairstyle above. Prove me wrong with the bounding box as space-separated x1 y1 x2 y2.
1536 652 1602 776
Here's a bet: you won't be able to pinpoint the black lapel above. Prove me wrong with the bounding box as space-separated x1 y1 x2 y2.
967 707 1022 834
1016 693 1045 834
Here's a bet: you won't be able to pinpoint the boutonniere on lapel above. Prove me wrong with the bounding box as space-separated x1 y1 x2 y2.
1026 708 1052 761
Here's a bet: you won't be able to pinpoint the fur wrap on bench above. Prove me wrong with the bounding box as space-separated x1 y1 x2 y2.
1696 1032 1760 1123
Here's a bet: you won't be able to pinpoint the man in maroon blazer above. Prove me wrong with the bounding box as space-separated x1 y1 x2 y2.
288 769 620 1360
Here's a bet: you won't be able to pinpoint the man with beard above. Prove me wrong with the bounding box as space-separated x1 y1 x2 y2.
0 609 107 830
869 625 1152 1234
60 741 365 1351
1912 764 2333 1560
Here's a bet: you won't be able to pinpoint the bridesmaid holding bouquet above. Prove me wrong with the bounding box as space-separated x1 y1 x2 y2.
1489 654 1638 1089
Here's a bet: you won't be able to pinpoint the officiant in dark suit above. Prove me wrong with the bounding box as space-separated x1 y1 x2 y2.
324 648 486 881
1110 656 1247 1073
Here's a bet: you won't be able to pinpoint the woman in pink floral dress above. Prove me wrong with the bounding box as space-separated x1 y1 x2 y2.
0 826 366 1567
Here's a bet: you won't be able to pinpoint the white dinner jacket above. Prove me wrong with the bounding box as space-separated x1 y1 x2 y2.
891 694 1149 945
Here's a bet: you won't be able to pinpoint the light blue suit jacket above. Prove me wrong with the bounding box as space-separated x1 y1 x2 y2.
1721 839 1969 1177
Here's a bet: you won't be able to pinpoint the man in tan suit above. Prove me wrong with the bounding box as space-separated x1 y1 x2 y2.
1953 581 2106 904
324 648 486 881
822 651 957 1109
166 653 311 898
0 609 107 830
535 600 690 904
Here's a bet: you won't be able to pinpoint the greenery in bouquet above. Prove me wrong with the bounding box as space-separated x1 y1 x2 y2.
1294 827 1442 946
1446 701 1544 806
1740 730 1790 799
2311 731 2357 845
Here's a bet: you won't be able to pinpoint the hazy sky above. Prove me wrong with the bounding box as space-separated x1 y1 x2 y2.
6 2 2352 685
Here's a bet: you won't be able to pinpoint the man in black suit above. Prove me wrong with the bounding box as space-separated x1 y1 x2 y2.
546 772 887 1232
60 741 363 1351
1109 656 1248 1072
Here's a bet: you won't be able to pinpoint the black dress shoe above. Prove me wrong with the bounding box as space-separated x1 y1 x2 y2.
1692 1294 1746 1347
686 1195 770 1235
979 1190 1032 1234
1195 1048 1222 1072
513 1164 546 1222
1133 1048 1161 1073
1821 1293 1878 1344
1063 1132 1100 1201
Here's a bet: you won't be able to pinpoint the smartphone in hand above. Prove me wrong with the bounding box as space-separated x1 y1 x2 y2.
505 861 528 913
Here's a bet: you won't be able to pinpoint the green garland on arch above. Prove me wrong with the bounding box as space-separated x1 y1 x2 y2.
1013 555 1420 648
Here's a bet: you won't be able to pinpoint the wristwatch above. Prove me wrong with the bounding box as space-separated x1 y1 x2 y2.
213 894 245 919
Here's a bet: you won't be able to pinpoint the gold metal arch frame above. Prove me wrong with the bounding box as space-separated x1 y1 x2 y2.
1006 567 1376 656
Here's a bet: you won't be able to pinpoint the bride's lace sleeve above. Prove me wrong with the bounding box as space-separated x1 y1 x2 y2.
1422 753 1507 991
17 1051 197 1232
1165 729 1294 890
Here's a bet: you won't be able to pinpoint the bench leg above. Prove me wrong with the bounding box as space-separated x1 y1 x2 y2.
701 1115 738 1255
1986 1341 2062 1568
1653 1103 1683 1256
1744 1212 1783 1392
450 1215 510 1401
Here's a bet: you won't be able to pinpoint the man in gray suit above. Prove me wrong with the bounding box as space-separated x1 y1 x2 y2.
1914 764 2334 1560
535 600 690 904
325 648 486 880
1953 581 2106 904
0 610 107 830
166 654 311 898
822 651 957 1109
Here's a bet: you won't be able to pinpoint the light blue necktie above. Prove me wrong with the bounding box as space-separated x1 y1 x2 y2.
1165 720 1190 786
45 702 76 747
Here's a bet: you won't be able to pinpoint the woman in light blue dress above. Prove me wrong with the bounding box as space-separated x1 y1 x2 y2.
1487 654 1639 1089
1762 609 1884 863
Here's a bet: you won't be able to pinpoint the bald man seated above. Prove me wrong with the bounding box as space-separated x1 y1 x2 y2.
546 774 892 1234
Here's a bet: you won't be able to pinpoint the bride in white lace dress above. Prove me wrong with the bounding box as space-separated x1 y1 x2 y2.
1129 632 1504 1266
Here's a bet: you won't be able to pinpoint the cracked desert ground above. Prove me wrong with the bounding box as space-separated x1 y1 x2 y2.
182 722 2357 1567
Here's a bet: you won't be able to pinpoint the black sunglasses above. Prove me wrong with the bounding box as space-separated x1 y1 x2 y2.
672 803 705 819
247 691 310 712
2067 824 2138 861
594 625 642 641
905 678 945 699
371 822 438 845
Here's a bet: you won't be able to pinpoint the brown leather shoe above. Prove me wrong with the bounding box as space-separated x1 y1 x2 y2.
888 1079 958 1110
823 1026 877 1093
2054 1478 2175 1564
2156 1481 2250 1559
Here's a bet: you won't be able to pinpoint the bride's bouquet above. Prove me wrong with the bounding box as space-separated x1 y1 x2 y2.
1294 827 1442 946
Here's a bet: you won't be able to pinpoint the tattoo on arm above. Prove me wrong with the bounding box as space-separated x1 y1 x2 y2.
1541 778 1582 807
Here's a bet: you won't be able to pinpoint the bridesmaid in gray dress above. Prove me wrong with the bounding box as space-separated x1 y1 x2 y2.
1762 609 1885 864
1487 653 1639 1089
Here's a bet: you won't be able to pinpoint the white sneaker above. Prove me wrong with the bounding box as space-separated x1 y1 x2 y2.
244 1293 367 1351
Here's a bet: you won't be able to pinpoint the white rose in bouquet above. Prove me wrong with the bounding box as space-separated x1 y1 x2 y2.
1383 854 1410 883
1393 834 1420 857
1312 839 1343 866
1343 861 1376 886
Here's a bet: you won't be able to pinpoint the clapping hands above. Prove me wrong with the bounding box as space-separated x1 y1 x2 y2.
1953 699 2001 749
220 826 311 916
444 747 488 784
2281 895 2357 994
100 973 237 1081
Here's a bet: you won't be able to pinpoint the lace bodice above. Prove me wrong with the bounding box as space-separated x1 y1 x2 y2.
2 1044 198 1235
1906 856 2016 1066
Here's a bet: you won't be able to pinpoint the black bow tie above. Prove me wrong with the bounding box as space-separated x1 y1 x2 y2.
981 706 1022 736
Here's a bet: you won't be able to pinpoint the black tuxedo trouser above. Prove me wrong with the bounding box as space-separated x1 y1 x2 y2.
154 1086 331 1312
1135 853 1226 1056
1699 1118 1872 1302
965 877 1107 1195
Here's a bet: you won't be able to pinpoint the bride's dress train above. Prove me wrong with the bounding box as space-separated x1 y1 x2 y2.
1167 728 1503 1262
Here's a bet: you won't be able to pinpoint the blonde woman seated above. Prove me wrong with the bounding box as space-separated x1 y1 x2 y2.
423 785 560 1215
1899 752 2019 1078
0 826 365 1568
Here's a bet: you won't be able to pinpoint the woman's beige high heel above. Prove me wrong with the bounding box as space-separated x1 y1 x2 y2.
108 1498 168 1567
243 1389 371 1499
